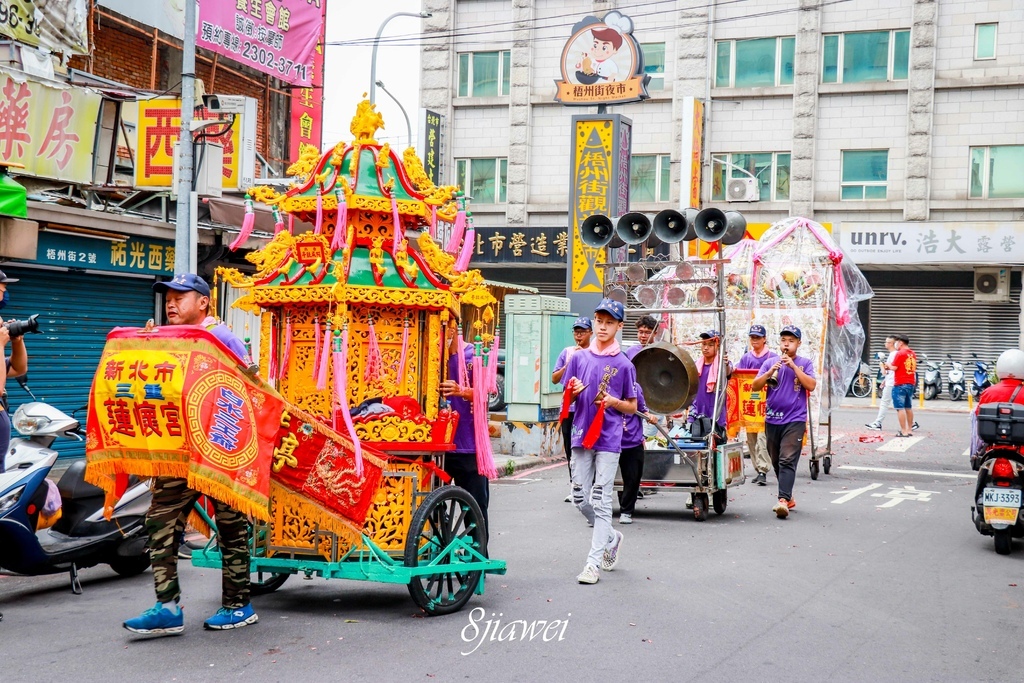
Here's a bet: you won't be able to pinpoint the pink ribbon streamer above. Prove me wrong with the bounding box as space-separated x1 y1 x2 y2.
429 205 437 238
390 194 403 254
455 331 466 388
314 190 323 234
278 317 292 380
228 195 256 251
455 227 475 272
288 214 295 235
272 206 284 235
316 320 332 391
487 335 500 393
472 352 498 480
334 327 364 477
446 209 466 254
332 187 348 252
267 319 278 380
398 320 410 390
312 316 321 380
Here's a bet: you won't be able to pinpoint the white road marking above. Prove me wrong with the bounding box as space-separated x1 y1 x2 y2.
877 435 925 452
830 483 884 504
838 465 975 480
962 448 971 457
870 485 939 508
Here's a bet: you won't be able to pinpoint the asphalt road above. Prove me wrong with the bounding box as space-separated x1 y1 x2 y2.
2 406 1022 682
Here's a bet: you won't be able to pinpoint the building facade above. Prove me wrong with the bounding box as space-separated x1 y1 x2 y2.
419 0 1023 360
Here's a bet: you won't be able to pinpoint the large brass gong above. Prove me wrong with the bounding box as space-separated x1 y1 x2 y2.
632 341 699 415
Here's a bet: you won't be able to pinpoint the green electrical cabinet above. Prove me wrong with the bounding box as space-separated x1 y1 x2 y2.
503 295 576 422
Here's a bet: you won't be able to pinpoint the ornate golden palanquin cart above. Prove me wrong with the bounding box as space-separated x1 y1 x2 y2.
195 101 505 615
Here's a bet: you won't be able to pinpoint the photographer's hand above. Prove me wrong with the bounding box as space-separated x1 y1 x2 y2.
0 319 9 348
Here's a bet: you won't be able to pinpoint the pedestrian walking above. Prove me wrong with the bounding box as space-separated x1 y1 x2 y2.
617 381 655 524
561 298 636 584
751 325 817 519
891 334 918 437
552 316 593 502
736 324 777 486
866 336 896 430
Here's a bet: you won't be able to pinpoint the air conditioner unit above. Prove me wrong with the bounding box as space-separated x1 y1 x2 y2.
974 267 1010 303
726 177 759 202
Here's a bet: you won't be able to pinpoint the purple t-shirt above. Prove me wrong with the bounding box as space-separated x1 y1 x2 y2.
691 363 727 428
621 382 648 449
563 349 637 453
447 344 476 454
624 344 643 361
554 346 578 413
737 348 778 371
204 318 251 365
758 355 816 425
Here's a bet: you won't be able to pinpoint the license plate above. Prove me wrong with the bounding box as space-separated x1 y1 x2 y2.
983 488 1022 507
983 506 1019 526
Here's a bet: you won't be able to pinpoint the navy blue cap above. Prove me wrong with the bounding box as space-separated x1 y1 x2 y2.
780 325 802 340
594 298 625 322
153 273 211 297
0 269 18 284
699 329 721 340
749 324 767 337
572 316 592 330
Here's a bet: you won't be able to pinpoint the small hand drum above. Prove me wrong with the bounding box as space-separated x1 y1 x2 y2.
632 341 699 415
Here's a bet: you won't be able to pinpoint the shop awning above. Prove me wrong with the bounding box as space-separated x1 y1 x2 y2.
205 195 314 236
0 168 27 218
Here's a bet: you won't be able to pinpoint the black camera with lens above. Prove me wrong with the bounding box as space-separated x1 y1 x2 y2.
4 313 40 338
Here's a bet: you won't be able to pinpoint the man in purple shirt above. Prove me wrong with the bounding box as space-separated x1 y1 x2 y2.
125 273 257 636
751 325 817 519
440 327 489 531
563 298 636 584
736 324 778 486
552 316 593 502
624 314 659 361
690 330 732 441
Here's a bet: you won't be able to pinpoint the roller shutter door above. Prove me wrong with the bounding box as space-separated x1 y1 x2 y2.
3 267 156 459
867 284 1021 375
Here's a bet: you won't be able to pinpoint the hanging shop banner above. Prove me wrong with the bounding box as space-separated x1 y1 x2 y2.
472 226 569 265
839 222 1021 266
568 115 631 292
288 0 326 161
554 11 649 106
197 0 323 87
421 109 442 185
680 97 704 209
135 98 243 190
32 230 174 276
0 1 89 55
0 67 100 183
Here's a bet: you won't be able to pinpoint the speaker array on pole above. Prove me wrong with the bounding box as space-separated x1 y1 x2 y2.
578 207 746 249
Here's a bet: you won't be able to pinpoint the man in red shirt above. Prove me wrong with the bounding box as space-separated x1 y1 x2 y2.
890 334 917 437
970 349 1024 465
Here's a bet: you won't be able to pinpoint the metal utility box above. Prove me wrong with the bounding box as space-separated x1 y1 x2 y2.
503 295 575 422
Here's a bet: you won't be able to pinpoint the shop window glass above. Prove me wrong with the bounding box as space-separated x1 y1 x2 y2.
714 36 794 88
970 146 1024 199
456 158 508 204
975 24 997 60
715 41 731 88
630 155 670 203
710 152 791 202
841 149 889 200
822 31 910 83
642 43 666 90
780 37 795 85
456 51 511 97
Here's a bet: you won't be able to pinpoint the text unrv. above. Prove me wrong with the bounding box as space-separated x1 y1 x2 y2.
460 607 570 655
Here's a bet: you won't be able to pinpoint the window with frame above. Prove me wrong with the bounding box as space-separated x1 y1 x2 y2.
641 42 665 90
975 23 997 60
630 155 671 203
822 30 910 84
714 36 795 88
841 150 889 200
711 152 791 202
455 158 508 204
457 50 511 97
970 146 1024 199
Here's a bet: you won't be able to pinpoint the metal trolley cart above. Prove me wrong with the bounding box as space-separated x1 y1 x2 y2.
604 258 746 521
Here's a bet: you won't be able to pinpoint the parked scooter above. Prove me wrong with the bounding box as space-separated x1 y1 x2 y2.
972 447 1024 555
921 355 942 400
947 354 966 401
971 353 994 399
0 377 151 593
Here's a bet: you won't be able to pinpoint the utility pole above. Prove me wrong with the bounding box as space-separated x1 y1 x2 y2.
174 0 197 274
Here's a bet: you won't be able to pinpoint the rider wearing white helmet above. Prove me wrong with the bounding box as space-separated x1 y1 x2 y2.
970 348 1024 465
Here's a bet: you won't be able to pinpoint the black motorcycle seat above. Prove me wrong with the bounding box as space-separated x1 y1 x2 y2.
56 460 105 501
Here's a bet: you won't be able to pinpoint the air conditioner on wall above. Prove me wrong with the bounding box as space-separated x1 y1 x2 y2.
727 177 759 202
974 267 1010 303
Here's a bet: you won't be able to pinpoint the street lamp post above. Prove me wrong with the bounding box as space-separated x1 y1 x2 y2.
375 80 412 150
369 11 431 104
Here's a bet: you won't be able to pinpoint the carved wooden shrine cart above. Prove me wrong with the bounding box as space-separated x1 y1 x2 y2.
193 101 506 615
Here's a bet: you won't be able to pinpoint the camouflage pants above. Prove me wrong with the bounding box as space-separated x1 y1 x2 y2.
147 477 251 609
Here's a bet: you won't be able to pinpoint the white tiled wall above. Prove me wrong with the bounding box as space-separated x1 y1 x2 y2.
713 0 800 40
451 107 510 159
935 1 1024 77
819 0 913 33
709 98 794 153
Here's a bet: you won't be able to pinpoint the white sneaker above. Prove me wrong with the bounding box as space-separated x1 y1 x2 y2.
577 564 600 584
773 498 790 519
619 513 633 525
600 530 624 571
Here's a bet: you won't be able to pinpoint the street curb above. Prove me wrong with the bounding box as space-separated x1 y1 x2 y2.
494 453 566 478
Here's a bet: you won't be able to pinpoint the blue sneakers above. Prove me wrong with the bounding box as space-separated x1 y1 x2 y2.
123 602 184 636
203 603 258 630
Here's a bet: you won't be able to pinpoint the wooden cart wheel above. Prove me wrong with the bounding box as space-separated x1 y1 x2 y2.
823 456 832 475
809 459 820 480
405 486 488 616
712 489 728 515
693 493 709 522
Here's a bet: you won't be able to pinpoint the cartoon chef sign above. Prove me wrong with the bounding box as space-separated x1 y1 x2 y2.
555 11 650 105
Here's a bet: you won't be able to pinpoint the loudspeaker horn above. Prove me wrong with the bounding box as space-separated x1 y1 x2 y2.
693 208 747 245
652 208 698 244
580 214 625 248
614 212 655 246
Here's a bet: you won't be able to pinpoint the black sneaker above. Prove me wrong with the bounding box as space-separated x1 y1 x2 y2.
753 472 767 486
912 421 919 431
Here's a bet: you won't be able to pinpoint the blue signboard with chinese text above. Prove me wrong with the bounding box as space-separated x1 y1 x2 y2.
26 230 175 276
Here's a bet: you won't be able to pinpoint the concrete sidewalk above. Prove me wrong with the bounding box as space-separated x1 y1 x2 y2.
839 394 974 413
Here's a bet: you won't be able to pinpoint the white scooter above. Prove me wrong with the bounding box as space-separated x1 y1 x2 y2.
0 377 152 593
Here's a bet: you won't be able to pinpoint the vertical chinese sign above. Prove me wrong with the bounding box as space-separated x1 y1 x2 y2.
197 0 324 86
0 67 101 184
135 99 245 190
568 115 631 295
422 109 442 185
288 0 328 161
